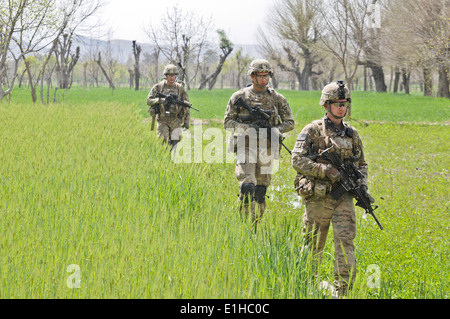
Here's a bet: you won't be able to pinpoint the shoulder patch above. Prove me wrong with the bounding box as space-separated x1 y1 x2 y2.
298 133 307 141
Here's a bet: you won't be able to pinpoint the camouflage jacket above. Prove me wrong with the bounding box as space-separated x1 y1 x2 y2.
292 115 368 188
223 86 295 134
147 80 190 127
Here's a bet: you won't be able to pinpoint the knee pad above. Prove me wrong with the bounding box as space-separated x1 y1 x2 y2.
255 185 267 204
240 183 255 203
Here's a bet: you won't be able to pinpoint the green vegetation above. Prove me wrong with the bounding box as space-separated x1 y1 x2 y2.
0 87 448 298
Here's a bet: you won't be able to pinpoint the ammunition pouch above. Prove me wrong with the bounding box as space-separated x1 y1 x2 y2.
295 175 332 200
314 180 328 198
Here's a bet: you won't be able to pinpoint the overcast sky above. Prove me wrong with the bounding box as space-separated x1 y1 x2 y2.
92 0 274 45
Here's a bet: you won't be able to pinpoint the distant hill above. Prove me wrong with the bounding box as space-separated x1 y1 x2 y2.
73 35 260 63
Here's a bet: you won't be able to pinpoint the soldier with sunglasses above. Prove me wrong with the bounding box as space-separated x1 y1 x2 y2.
291 81 370 298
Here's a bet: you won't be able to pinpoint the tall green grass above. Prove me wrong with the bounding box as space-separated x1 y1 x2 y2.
7 86 449 123
0 87 448 298
0 102 320 298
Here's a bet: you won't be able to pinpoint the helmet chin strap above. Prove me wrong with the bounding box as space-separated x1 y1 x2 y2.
252 80 267 90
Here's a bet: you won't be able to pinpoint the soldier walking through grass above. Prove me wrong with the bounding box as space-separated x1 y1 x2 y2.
147 64 190 151
291 81 372 297
224 59 295 232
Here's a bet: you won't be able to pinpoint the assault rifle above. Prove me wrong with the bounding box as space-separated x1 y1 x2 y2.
149 92 199 131
320 146 383 230
234 96 292 155
156 92 200 112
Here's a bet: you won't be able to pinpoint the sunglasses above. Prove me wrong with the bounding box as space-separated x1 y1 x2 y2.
329 101 350 108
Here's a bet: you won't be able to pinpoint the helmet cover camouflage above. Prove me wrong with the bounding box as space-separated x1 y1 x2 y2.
319 81 351 106
163 64 179 75
247 59 274 77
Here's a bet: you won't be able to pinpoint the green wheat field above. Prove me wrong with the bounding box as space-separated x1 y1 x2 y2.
0 87 449 299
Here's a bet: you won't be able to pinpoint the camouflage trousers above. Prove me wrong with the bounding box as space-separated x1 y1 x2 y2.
235 144 276 187
302 192 357 295
235 144 276 232
156 117 183 142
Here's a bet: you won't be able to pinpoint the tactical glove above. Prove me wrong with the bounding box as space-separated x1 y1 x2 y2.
325 165 341 183
361 185 375 203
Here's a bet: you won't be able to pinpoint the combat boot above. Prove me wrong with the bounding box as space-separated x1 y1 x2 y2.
239 183 255 221
253 185 267 233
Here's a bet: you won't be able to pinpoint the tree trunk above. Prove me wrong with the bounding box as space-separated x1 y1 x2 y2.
128 69 134 89
53 87 58 103
132 41 141 91
0 57 19 103
24 59 37 103
368 62 387 92
299 58 312 91
40 40 58 104
393 67 400 93
388 66 393 92
18 69 26 88
364 66 368 91
437 65 449 98
82 62 88 87
198 47 233 90
299 50 313 90
402 68 410 95
95 52 115 90
423 68 433 97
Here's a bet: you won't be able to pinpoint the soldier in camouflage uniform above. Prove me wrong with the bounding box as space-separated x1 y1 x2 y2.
291 81 368 297
224 59 295 231
147 64 190 150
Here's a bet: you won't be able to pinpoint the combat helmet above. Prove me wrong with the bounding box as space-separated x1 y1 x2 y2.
247 59 274 77
319 80 351 106
320 80 351 119
163 64 179 75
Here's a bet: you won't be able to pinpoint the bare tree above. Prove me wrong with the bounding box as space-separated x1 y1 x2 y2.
14 0 61 103
382 0 449 97
54 34 80 89
0 0 29 102
198 29 233 90
128 68 134 89
132 40 141 91
1 0 103 103
315 0 373 89
143 46 162 85
49 0 103 97
95 52 115 89
258 0 322 90
362 0 387 92
234 48 252 88
144 5 213 90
